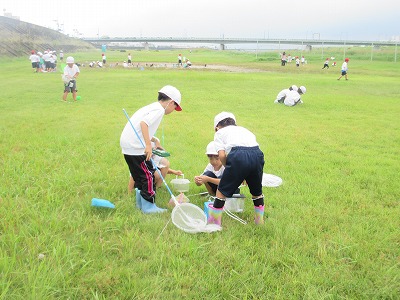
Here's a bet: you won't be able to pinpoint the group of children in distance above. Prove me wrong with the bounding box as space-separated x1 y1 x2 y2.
29 49 63 73
322 57 350 80
120 86 265 226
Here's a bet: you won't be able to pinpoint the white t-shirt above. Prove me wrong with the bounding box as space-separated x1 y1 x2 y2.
203 163 225 177
120 102 165 155
43 53 51 62
63 64 80 79
29 54 39 62
284 90 301 106
214 125 258 155
276 88 290 101
341 62 348 71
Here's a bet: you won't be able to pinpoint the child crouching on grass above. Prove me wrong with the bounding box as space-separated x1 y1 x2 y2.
194 141 241 196
194 141 225 196
207 112 265 226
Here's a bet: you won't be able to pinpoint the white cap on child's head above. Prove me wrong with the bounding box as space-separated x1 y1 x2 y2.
214 112 236 129
205 141 218 155
66 56 74 63
291 85 298 91
158 85 182 111
299 86 307 94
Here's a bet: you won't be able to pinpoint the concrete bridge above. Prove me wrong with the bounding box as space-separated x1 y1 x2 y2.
82 36 399 50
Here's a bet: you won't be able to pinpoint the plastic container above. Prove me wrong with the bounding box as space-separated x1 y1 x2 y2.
224 194 245 212
203 200 214 218
170 174 190 193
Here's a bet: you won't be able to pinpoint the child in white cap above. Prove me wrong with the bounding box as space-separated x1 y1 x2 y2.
207 112 265 226
62 56 80 101
284 86 306 106
194 141 225 196
195 141 241 196
120 85 182 214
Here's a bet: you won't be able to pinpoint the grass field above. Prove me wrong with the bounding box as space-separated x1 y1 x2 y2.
1 48 399 299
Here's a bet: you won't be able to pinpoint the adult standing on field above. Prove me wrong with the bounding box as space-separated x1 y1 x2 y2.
178 54 182 66
128 53 132 65
281 52 287 66
62 56 80 102
337 58 349 80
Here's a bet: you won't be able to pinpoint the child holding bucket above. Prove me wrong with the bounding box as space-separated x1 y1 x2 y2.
207 112 265 225
120 85 182 214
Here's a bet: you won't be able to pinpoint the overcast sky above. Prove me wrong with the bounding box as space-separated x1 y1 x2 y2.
2 0 400 41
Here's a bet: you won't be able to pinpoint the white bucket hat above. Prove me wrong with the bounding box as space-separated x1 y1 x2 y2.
291 85 298 91
205 141 218 155
299 86 307 94
158 85 182 111
66 56 74 64
214 112 236 129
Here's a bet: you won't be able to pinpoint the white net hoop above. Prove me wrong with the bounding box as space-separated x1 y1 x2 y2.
262 173 283 187
171 203 221 234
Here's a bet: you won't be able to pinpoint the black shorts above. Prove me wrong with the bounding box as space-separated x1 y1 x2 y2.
124 154 156 202
218 146 264 197
64 80 77 93
31 62 38 68
341 70 347 75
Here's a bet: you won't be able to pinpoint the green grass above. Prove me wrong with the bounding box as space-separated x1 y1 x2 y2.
1 49 399 299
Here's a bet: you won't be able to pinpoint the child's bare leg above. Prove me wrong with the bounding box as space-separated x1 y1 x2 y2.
128 176 135 194
204 182 216 196
63 91 68 101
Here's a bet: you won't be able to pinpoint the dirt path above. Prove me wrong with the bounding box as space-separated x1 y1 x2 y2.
132 62 265 73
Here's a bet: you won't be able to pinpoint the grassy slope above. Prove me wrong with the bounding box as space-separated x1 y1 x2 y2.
0 50 399 299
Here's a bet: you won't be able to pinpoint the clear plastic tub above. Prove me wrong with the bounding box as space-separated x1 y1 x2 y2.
224 194 245 212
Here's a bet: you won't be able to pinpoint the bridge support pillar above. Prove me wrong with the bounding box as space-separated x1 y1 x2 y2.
143 42 149 51
219 44 225 50
306 45 312 52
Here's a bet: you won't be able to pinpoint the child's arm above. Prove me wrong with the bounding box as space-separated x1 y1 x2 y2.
140 121 152 161
151 136 163 150
168 169 182 175
218 150 227 166
194 175 220 186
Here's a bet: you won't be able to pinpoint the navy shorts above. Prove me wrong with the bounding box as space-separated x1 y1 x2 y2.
341 70 347 75
218 146 264 197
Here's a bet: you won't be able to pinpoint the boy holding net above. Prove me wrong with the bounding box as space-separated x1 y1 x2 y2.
120 85 182 214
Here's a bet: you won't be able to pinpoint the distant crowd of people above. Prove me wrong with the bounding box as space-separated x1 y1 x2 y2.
280 52 306 66
29 49 64 73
